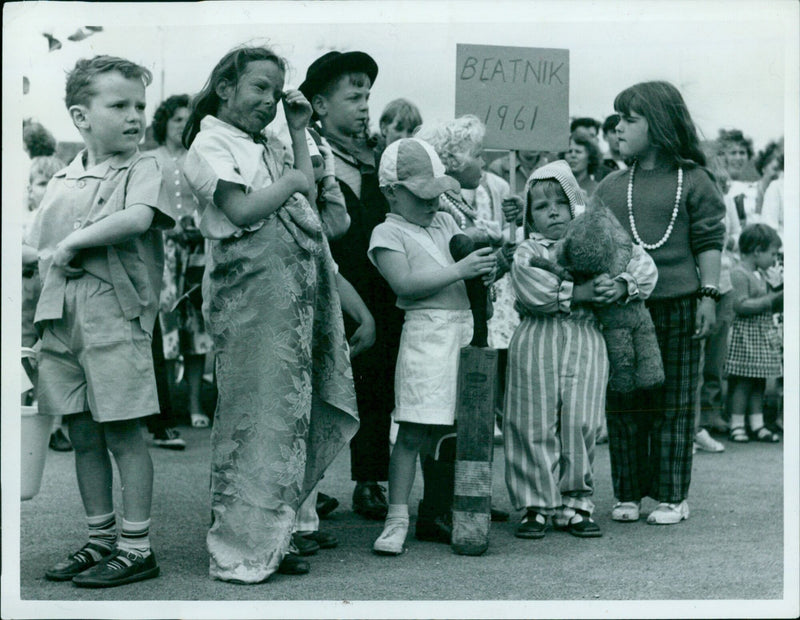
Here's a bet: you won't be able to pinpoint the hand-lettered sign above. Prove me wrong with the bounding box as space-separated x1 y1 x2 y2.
455 44 569 151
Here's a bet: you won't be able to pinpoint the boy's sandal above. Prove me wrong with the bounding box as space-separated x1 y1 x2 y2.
752 426 780 443
729 426 749 443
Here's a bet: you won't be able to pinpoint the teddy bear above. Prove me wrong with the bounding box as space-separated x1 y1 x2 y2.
528 205 665 393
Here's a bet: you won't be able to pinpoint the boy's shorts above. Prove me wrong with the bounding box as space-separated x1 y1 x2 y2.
37 275 159 422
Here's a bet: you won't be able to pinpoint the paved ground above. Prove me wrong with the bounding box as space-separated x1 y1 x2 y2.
11 413 795 618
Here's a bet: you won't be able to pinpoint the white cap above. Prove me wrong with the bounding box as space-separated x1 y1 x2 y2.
379 138 460 199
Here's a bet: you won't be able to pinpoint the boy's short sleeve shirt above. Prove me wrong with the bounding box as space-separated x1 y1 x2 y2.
30 150 174 335
184 115 290 240
368 212 469 311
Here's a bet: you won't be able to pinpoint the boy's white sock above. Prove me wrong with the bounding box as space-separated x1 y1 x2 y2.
86 511 117 552
731 414 746 430
117 518 151 557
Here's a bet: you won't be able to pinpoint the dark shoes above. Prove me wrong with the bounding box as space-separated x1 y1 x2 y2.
515 510 548 539
49 427 73 452
352 482 388 520
72 549 159 588
556 510 603 538
277 553 309 575
415 501 452 544
291 532 320 556
45 542 113 581
152 427 186 450
316 492 339 519
299 530 338 549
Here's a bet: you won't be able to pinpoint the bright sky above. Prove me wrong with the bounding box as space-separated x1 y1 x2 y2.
4 0 796 152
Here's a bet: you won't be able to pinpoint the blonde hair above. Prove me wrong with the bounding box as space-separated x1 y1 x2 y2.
415 115 485 173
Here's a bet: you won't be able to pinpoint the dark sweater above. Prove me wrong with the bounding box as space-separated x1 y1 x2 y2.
593 163 725 300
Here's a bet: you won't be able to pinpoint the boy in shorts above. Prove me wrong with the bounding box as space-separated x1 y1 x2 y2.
23 55 173 588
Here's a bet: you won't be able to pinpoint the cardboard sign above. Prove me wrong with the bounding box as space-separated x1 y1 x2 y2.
455 44 570 151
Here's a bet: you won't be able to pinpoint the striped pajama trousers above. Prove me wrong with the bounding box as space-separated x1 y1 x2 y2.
503 314 609 515
606 295 700 503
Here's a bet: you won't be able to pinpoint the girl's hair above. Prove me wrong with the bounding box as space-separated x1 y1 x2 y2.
152 94 191 145
183 46 287 147
65 55 152 109
23 120 57 157
415 114 485 173
716 128 754 159
754 140 783 175
567 133 601 174
379 98 423 134
29 155 66 181
614 81 706 167
738 223 782 255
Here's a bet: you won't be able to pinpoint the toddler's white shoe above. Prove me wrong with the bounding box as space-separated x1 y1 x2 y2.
647 500 689 525
611 500 641 522
373 518 409 555
694 428 725 453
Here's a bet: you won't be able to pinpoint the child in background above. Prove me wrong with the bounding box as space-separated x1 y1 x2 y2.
369 137 496 555
22 155 71 451
505 160 657 539
25 55 173 587
594 81 725 525
378 98 423 150
182 45 360 583
725 224 783 443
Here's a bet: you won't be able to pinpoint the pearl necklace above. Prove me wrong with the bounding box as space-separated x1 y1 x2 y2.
440 191 477 230
627 161 683 250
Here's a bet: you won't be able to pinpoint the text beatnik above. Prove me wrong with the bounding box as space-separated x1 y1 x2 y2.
460 57 565 86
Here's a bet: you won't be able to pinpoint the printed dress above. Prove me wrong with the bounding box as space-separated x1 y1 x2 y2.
185 116 358 583
726 264 782 378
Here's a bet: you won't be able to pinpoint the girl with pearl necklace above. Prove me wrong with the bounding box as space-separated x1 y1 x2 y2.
593 81 726 527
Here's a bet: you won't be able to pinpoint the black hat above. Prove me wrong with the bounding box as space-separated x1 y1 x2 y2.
299 51 378 101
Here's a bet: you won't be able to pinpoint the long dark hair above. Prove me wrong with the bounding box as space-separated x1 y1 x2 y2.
614 81 706 168
182 46 287 148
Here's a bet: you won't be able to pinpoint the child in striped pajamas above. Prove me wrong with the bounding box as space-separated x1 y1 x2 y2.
504 160 657 539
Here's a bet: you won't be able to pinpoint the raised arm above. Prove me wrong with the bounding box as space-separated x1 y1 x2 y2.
214 171 309 228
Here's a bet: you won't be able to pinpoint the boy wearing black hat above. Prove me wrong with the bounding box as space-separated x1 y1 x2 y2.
300 51 403 521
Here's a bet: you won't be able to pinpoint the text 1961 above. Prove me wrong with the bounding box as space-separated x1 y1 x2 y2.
484 105 539 132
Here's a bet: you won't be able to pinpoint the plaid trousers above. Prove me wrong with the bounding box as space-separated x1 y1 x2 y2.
606 295 700 503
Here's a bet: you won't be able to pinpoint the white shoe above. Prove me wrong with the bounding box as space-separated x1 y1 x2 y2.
647 500 689 525
611 501 641 522
373 518 409 555
694 428 725 453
